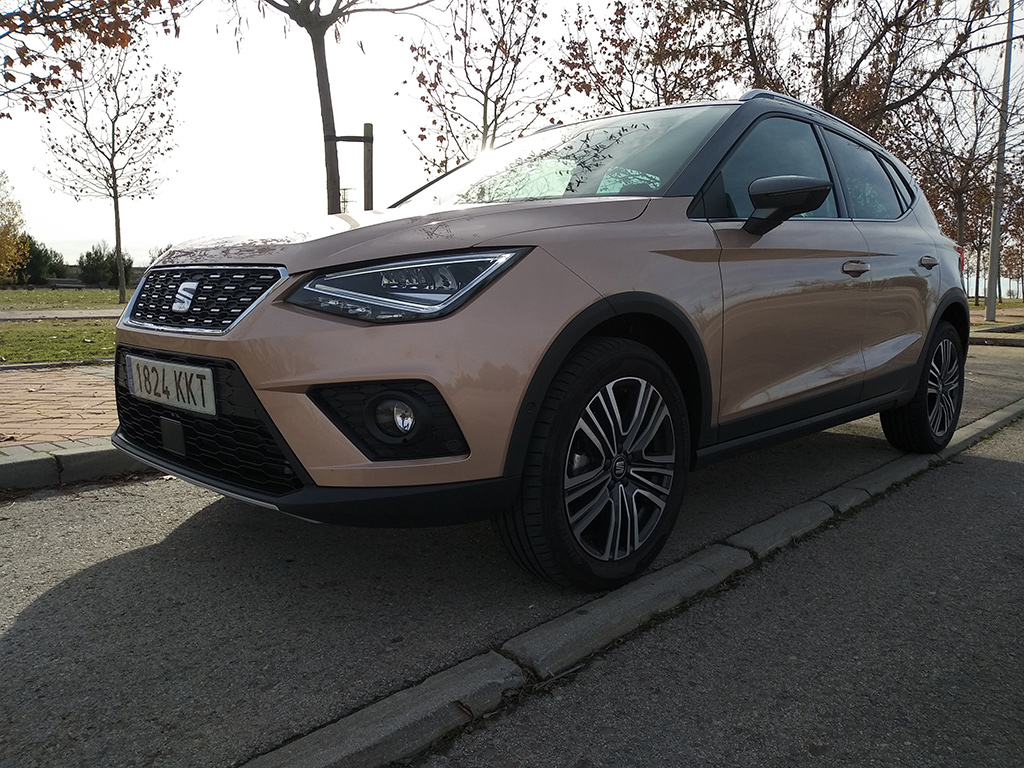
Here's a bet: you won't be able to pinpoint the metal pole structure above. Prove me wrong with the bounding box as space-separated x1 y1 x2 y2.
363 123 374 211
330 123 375 213
986 1 1014 322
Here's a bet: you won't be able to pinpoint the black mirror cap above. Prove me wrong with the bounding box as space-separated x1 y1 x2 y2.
743 175 833 235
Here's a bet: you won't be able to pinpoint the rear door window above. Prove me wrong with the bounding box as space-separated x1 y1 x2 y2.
825 131 904 220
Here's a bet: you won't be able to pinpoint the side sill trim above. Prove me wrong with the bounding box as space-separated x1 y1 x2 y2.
693 392 904 468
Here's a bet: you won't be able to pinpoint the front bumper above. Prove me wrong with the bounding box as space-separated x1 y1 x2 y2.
112 429 518 525
112 344 520 525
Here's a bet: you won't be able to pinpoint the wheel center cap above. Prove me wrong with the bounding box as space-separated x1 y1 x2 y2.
611 455 628 480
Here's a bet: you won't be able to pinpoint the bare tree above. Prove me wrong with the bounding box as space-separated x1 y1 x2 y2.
402 0 554 175
718 0 784 92
554 0 1018 140
899 85 1003 248
554 0 736 118
731 0 1018 137
44 40 177 303
228 0 434 214
1 0 182 117
1002 166 1024 299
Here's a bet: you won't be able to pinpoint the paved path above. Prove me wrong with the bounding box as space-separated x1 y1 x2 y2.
0 363 117 445
0 308 125 321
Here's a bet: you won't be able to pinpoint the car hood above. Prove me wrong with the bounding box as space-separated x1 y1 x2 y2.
154 198 650 274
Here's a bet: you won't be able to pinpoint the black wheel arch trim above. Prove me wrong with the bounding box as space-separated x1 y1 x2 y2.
905 288 966 405
925 289 970 367
502 292 713 479
935 289 971 349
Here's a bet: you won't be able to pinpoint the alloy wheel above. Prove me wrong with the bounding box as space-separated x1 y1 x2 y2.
563 376 675 562
927 337 960 438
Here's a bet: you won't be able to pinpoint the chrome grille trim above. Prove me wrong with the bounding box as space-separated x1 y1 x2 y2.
124 265 289 335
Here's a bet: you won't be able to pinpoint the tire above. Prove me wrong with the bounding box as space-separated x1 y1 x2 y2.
880 321 964 453
496 337 690 591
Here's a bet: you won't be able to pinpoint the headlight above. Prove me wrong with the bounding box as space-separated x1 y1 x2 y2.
286 248 531 322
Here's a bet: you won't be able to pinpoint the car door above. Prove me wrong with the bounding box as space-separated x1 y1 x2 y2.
701 116 873 440
822 130 940 399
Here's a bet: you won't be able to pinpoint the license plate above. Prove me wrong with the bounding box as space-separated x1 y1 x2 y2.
125 355 217 416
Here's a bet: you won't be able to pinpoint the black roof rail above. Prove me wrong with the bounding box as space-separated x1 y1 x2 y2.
739 89 812 106
739 89 875 143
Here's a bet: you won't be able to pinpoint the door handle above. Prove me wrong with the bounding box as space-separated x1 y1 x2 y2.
919 255 940 269
842 260 870 277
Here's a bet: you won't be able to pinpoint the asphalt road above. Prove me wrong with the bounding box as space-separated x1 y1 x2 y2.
417 415 1024 768
1 345 1022 768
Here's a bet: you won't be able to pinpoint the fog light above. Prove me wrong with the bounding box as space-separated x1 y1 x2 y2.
374 398 417 439
361 390 433 446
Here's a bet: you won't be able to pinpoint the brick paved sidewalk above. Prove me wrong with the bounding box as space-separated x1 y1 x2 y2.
0 363 117 447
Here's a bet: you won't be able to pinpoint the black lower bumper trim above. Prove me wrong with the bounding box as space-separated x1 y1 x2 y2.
113 430 519 527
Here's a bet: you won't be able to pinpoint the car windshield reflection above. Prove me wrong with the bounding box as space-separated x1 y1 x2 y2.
396 104 734 207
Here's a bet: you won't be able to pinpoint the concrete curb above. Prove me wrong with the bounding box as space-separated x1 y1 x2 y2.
244 652 524 768
502 545 753 679
0 436 149 489
726 501 833 559
966 335 1024 350
936 396 1024 459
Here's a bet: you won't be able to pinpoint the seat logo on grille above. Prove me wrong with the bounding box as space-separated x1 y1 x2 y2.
172 281 199 313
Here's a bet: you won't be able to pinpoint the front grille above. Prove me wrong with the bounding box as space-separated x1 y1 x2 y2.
116 347 304 496
126 266 286 334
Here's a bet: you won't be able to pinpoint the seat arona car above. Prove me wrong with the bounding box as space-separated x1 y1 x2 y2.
114 90 969 590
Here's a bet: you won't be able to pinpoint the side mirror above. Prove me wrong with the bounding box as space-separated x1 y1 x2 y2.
743 175 833 236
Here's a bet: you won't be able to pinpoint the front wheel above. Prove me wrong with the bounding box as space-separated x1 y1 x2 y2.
880 321 965 453
496 338 690 591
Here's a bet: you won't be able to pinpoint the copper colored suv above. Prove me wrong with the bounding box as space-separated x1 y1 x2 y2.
114 91 968 590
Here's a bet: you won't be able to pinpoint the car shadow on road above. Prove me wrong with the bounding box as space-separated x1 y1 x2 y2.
0 491 587 768
0 420 902 768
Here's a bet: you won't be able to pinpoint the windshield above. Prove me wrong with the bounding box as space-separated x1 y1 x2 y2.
395 105 734 208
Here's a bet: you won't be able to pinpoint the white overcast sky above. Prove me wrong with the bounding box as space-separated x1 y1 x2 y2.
0 1 444 263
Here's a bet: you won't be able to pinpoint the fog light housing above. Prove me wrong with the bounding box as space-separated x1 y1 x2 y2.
366 392 430 443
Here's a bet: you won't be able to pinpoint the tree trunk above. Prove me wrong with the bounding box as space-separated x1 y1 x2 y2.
308 27 342 215
975 245 982 306
954 197 966 252
111 156 126 305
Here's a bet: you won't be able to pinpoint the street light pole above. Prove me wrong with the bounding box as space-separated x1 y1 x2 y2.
985 0 1015 321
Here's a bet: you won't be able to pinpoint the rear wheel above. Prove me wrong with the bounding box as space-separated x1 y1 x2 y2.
496 338 689 591
880 321 964 453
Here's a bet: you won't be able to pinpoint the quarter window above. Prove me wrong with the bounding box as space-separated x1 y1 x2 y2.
825 131 904 220
880 156 914 210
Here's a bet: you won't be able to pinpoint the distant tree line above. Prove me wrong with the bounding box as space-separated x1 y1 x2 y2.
0 178 134 287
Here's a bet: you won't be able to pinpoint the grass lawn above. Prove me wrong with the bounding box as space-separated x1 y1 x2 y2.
0 319 117 363
0 288 125 311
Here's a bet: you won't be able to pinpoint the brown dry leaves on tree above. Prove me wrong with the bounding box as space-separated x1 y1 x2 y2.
1 0 183 117
553 0 739 118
